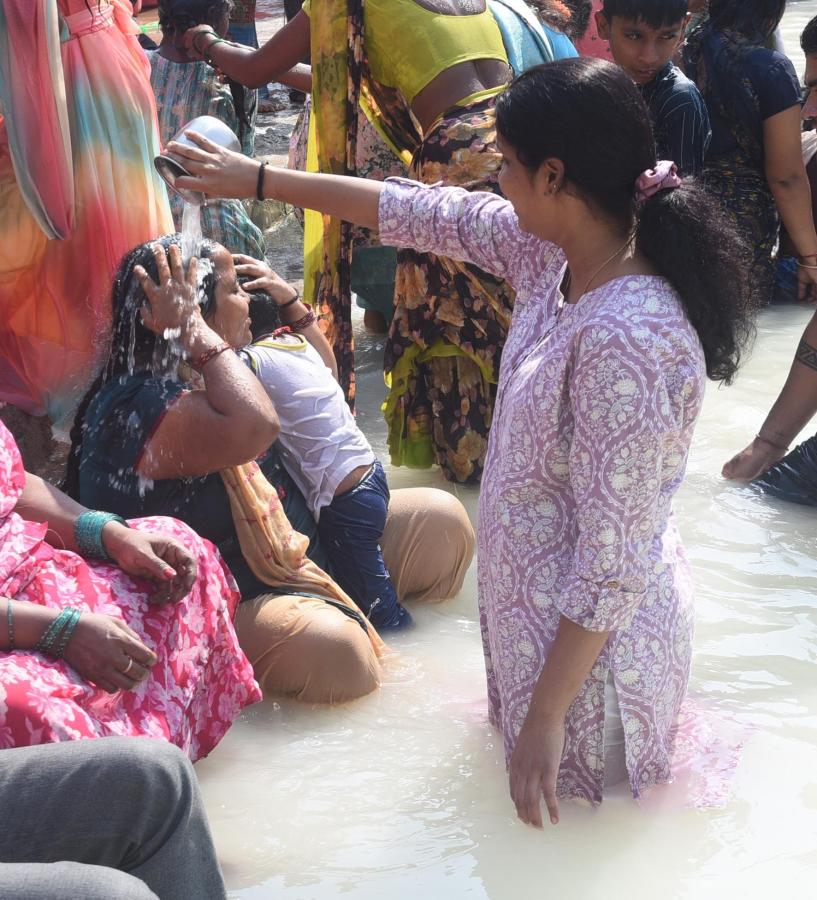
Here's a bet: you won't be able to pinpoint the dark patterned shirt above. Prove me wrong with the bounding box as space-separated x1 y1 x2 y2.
640 62 711 176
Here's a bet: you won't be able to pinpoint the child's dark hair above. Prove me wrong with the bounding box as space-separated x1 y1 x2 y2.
802 15 817 56
63 234 219 498
495 58 756 385
244 277 283 341
157 0 252 143
601 0 688 28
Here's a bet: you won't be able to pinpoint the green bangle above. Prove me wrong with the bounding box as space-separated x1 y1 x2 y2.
35 608 74 656
203 37 228 65
192 28 217 57
75 511 128 561
53 608 82 660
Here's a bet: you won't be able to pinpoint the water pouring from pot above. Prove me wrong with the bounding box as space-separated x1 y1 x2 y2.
154 115 241 206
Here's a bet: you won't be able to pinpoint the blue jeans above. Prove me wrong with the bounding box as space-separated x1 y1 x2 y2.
319 461 412 629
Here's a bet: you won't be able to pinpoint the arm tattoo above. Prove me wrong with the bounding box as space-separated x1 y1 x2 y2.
795 339 817 373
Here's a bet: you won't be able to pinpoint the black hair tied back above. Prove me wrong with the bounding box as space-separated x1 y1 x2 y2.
495 58 757 385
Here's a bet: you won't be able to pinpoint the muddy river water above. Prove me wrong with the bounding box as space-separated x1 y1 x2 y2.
193 4 817 897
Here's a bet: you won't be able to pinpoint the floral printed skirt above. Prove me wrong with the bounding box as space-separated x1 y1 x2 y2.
383 93 515 484
703 153 779 305
0 517 261 762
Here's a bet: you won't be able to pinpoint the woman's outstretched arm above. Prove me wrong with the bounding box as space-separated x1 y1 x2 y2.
183 15 311 90
171 133 383 230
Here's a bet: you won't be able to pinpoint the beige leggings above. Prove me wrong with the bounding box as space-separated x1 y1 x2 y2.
233 487 475 704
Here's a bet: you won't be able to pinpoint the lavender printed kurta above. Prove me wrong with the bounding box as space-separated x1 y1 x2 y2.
379 179 705 803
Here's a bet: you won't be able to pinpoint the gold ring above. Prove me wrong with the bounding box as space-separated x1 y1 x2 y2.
122 657 134 676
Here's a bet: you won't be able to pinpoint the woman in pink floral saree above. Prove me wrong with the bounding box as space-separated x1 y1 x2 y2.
0 419 260 760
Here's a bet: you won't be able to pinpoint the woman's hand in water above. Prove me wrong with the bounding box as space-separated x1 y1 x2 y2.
722 436 786 481
233 255 298 305
170 132 259 200
102 522 198 606
62 612 158 693
508 713 565 828
134 244 207 345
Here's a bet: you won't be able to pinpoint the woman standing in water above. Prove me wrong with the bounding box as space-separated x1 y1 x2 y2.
166 57 754 819
182 0 514 483
684 0 817 305
0 0 172 424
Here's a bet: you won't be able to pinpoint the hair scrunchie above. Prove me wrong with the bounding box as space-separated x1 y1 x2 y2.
635 160 682 203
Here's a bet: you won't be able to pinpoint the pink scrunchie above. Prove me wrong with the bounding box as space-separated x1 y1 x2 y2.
635 160 682 203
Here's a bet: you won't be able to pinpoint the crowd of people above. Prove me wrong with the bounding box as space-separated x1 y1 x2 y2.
1 0 816 895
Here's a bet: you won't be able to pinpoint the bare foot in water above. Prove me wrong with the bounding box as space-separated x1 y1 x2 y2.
722 437 786 481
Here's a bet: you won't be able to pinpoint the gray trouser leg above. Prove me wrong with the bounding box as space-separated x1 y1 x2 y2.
0 861 158 899
0 737 227 900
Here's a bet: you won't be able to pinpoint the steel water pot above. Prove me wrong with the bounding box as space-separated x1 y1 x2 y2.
154 115 241 205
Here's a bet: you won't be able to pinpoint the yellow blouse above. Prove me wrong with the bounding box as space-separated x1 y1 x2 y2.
302 0 508 104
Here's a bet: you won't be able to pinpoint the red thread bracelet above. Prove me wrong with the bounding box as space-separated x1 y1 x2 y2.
192 341 231 371
290 309 317 332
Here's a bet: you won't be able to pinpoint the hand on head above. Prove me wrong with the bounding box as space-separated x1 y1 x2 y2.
134 243 205 340
232 254 298 305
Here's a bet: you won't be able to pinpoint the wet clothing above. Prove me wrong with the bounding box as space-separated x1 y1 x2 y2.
301 0 514 482
240 336 409 629
639 62 711 176
488 0 577 75
380 177 705 802
754 433 817 506
0 420 260 760
318 461 411 629
384 92 514 482
77 371 476 702
77 372 328 600
241 337 374 521
684 26 802 304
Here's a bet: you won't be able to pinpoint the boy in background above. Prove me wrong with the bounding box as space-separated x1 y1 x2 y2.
596 0 710 175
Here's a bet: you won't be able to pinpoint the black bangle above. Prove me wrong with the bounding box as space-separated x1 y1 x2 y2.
279 291 300 310
256 161 267 201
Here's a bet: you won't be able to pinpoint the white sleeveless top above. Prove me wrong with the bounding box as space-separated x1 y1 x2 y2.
240 335 375 519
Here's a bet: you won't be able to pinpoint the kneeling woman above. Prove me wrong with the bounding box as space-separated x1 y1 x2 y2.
167 58 754 815
0 421 260 760
65 239 474 704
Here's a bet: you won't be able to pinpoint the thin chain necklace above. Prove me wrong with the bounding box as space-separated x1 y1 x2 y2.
502 235 636 402
559 233 635 312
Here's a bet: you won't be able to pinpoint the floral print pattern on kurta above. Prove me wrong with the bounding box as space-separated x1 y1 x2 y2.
0 421 261 761
379 179 706 803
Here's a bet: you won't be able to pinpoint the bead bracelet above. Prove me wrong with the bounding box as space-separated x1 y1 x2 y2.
75 510 128 561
